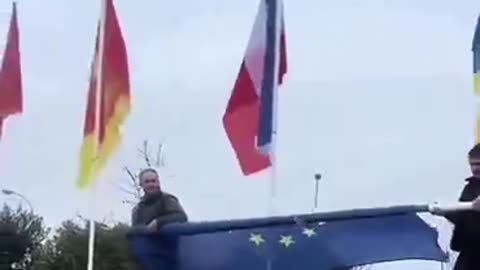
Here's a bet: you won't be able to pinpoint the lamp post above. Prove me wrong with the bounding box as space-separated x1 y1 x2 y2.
312 173 322 212
1 189 33 213
0 189 35 270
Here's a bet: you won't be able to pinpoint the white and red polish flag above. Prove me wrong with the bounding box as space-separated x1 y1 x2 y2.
222 0 287 176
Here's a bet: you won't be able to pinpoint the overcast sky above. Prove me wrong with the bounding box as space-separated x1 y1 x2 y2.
1 0 479 269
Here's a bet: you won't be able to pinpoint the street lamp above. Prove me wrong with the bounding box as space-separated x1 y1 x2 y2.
312 173 322 212
1 189 33 213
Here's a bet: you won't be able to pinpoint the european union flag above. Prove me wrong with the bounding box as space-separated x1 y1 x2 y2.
129 210 447 270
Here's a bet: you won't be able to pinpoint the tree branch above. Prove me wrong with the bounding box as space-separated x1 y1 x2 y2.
123 166 137 185
123 167 141 194
118 186 138 197
136 140 152 167
122 199 137 206
119 139 168 204
155 140 165 167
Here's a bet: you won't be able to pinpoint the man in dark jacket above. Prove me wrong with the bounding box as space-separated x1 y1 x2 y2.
444 144 480 270
131 168 187 231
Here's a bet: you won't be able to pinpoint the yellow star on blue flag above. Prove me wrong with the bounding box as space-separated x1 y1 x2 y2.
279 235 295 247
249 233 265 246
302 228 316 237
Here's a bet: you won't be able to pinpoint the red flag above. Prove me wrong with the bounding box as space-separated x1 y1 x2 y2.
0 2 22 138
222 0 287 176
77 0 131 189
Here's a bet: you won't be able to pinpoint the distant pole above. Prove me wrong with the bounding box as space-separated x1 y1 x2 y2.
312 173 321 212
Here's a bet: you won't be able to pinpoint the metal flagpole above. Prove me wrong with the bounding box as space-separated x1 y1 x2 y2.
160 202 476 236
87 186 97 270
87 1 106 270
267 0 282 216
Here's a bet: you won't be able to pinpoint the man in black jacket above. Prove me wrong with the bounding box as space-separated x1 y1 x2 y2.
131 168 187 231
444 144 480 270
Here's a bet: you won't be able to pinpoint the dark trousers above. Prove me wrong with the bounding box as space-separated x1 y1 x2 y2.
453 252 480 270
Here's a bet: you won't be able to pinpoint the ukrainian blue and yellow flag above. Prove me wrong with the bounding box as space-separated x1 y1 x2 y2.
473 14 480 142
473 15 480 95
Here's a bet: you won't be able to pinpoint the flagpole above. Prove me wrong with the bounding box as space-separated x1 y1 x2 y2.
476 105 480 143
474 16 480 144
267 0 282 215
87 190 97 270
87 1 106 270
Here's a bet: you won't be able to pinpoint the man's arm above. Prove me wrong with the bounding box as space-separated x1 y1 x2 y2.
131 205 141 226
444 209 461 224
444 184 473 224
155 195 188 229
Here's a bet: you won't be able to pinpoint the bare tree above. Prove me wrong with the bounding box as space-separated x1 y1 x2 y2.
119 139 166 205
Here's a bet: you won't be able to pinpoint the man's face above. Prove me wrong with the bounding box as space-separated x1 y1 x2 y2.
140 171 160 194
470 157 480 177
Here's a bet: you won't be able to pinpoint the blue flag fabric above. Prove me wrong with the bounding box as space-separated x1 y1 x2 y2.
129 213 447 270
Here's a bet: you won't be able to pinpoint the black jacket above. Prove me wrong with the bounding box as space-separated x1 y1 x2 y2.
129 192 187 269
131 191 188 230
444 177 480 270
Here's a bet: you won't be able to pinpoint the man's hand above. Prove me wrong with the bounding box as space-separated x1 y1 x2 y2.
429 203 442 215
146 219 158 232
472 196 480 211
